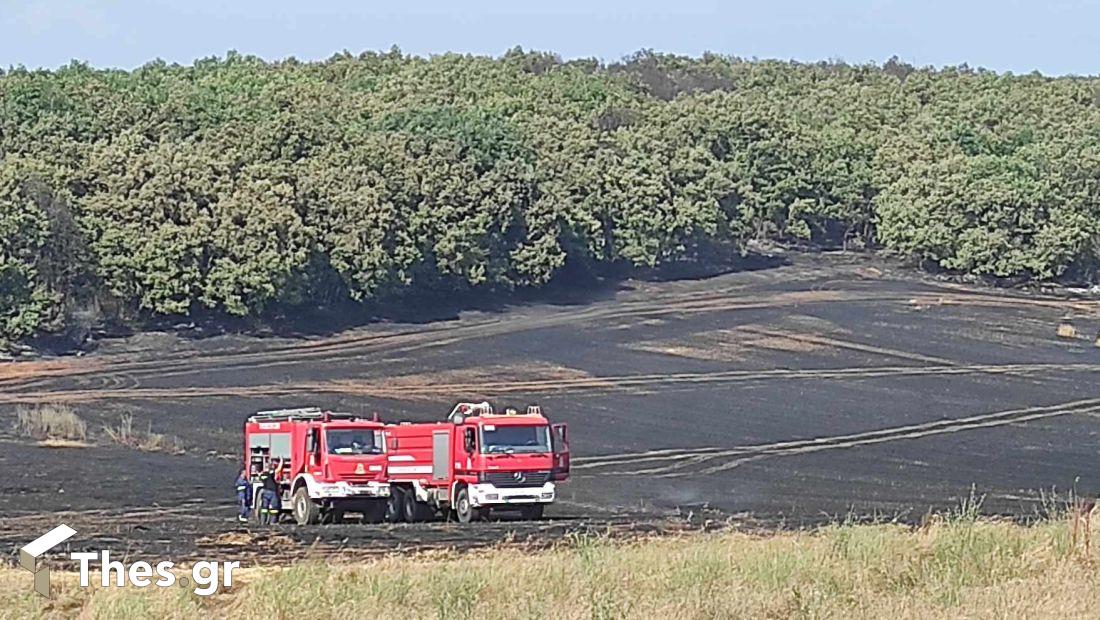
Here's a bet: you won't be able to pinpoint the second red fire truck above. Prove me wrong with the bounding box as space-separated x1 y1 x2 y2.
385 402 570 523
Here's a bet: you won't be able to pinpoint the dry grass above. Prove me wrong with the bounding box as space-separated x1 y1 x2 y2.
5 513 1100 619
13 403 87 441
103 413 184 454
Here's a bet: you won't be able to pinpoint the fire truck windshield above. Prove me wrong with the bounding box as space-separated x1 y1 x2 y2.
481 424 551 454
325 429 383 455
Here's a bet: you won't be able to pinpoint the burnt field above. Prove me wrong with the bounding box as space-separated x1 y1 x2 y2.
3 251 1100 564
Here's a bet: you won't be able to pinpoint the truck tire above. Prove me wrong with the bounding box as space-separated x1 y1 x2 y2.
385 490 404 523
402 489 425 522
454 486 483 524
520 504 544 521
292 487 321 526
401 488 436 523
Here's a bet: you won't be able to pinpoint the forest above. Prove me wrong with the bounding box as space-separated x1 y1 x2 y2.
2 49 1099 343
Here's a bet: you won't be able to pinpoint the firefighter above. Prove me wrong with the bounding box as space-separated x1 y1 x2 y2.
234 467 251 523
258 460 282 525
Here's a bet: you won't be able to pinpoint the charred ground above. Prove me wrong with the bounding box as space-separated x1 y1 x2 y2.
3 251 1100 563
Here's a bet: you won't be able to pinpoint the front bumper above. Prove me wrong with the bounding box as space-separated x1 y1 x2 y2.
314 480 390 499
468 482 555 507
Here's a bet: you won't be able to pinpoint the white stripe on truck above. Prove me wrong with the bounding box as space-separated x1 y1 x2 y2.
388 465 432 474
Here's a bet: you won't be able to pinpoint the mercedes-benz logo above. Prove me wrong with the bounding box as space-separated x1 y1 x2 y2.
512 472 526 483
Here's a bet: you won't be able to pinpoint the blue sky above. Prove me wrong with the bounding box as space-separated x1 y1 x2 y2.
1 0 1096 75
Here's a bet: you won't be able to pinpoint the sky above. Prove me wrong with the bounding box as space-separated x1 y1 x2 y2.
1 0 1097 76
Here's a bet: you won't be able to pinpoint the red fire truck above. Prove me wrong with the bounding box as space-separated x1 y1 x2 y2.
385 402 570 523
244 407 392 525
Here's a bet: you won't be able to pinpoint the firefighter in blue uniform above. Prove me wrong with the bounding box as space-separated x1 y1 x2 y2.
258 460 282 525
235 467 251 523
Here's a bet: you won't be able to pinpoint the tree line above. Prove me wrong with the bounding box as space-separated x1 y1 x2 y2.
2 49 1099 343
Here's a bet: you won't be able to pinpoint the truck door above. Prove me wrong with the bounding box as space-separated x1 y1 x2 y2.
550 424 570 481
305 428 321 469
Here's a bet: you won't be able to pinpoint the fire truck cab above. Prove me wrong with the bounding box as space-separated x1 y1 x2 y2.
244 407 392 525
385 402 569 523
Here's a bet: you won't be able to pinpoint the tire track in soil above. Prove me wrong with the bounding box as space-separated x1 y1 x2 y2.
732 325 958 366
572 397 1100 478
0 361 1096 405
4 289 876 391
126 290 1100 380
5 287 1093 393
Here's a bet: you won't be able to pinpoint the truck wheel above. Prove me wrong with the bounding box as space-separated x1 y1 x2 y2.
402 489 426 523
454 486 481 524
520 504 544 520
292 487 321 525
385 490 404 523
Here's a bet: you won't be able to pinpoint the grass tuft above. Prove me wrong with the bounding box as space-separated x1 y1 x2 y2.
13 403 87 441
103 413 184 454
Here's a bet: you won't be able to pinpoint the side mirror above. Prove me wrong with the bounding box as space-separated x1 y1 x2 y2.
307 429 321 455
464 428 476 454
